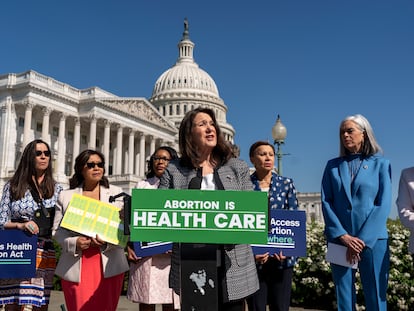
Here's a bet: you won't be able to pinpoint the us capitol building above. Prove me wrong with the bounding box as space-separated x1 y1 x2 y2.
0 20 322 223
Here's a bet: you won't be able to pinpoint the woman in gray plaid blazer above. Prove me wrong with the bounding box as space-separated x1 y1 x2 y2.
159 107 259 311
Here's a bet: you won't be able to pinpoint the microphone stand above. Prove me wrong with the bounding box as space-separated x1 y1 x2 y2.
109 192 131 235
180 167 219 311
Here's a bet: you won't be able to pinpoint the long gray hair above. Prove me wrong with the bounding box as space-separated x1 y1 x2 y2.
339 114 382 157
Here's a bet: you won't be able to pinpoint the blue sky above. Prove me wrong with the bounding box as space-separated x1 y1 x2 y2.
2 1 414 219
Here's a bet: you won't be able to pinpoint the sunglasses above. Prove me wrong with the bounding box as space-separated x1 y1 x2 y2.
35 150 51 157
86 162 105 169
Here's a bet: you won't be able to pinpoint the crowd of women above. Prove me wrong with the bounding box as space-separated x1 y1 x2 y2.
0 108 412 311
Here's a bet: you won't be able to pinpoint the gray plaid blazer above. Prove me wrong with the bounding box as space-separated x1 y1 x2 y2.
159 157 259 302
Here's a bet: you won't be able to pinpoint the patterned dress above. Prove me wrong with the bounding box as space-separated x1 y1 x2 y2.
0 181 63 307
248 171 298 311
127 176 179 308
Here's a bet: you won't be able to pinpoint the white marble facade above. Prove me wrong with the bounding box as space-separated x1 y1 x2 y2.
0 70 178 192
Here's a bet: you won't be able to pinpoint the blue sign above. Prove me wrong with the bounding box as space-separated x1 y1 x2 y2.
133 241 172 257
251 209 307 257
0 229 37 278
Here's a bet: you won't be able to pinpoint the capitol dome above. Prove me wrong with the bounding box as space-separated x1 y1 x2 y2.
149 19 235 142
151 62 220 99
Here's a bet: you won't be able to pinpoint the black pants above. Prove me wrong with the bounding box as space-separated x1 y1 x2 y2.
220 299 245 311
246 266 293 311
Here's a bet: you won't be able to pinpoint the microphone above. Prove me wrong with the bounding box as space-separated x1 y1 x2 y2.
109 192 130 203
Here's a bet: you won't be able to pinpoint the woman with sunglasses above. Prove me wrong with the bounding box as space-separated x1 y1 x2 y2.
127 146 180 311
159 108 259 311
52 149 129 311
0 139 63 311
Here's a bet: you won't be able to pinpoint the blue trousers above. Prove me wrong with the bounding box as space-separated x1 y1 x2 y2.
331 239 389 311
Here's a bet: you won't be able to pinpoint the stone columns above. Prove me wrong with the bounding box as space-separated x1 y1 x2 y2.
22 102 34 148
103 120 111 174
139 133 146 177
88 114 97 149
149 136 155 156
0 96 14 176
57 113 67 178
72 118 81 175
128 129 135 175
41 107 51 144
115 124 123 175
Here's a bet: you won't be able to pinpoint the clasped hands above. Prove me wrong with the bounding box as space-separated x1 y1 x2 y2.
340 234 365 264
76 235 106 251
255 251 286 265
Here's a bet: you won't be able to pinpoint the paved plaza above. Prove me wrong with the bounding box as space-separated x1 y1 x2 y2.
49 290 323 311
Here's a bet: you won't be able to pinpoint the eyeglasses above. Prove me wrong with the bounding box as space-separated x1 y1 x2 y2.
35 150 51 157
86 162 105 169
153 157 171 163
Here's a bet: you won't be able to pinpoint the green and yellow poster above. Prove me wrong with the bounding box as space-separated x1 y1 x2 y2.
60 194 128 247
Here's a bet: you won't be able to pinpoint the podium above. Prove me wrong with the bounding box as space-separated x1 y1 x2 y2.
180 243 220 311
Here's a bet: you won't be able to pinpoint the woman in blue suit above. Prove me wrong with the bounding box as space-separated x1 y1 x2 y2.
321 114 391 311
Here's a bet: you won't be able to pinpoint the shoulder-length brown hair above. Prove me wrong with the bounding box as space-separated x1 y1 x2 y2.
178 107 232 168
69 149 109 189
10 139 56 200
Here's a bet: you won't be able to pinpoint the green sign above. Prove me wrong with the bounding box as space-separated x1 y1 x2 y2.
130 189 268 244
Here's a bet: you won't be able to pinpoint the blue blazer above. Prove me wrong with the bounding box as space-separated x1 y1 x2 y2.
321 154 392 249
